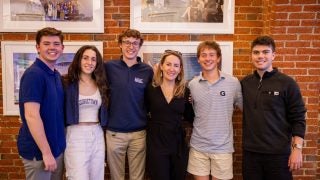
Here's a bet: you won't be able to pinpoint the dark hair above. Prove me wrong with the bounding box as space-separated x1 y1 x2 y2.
118 29 144 47
66 45 109 106
35 27 64 45
197 41 222 70
251 36 276 52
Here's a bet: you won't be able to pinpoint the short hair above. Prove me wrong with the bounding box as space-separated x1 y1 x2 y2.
197 41 222 58
197 41 222 70
118 29 144 47
35 27 64 45
251 36 276 52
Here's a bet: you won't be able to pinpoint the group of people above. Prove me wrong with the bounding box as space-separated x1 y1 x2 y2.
17 27 306 180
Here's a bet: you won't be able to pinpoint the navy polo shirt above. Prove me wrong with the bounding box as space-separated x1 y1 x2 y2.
17 58 66 160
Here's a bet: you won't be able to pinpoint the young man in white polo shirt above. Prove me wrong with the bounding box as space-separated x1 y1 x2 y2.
187 41 243 180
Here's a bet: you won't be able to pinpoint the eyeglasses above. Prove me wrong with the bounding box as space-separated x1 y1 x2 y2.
122 40 140 47
164 49 182 56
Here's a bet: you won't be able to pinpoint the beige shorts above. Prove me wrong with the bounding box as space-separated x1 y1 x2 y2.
187 147 233 179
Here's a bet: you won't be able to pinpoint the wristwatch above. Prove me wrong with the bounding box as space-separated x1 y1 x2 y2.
292 143 303 150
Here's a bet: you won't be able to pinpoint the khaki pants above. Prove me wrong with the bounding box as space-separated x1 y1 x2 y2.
22 153 64 180
106 130 146 180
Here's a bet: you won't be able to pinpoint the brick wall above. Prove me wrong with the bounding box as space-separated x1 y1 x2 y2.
0 0 319 179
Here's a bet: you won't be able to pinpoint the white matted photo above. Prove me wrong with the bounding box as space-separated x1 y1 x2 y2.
131 0 234 34
139 41 233 81
1 41 103 116
0 0 104 33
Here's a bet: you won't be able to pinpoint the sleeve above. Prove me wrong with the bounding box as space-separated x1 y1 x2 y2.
19 71 44 104
234 78 243 111
183 87 195 123
286 80 306 139
144 83 152 114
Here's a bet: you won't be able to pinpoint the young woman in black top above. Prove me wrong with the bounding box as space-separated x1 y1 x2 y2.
146 50 194 180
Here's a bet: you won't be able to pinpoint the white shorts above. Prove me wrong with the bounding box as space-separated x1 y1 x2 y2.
187 147 233 179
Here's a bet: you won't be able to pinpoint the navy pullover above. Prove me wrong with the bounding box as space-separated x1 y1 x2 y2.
105 57 153 132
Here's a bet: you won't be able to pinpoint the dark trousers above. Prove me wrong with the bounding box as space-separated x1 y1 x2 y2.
242 150 293 180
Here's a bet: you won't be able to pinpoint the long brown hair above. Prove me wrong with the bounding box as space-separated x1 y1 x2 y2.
66 45 109 106
153 50 186 97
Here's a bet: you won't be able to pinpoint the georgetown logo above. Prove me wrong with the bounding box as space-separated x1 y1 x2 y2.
134 77 143 84
220 91 226 96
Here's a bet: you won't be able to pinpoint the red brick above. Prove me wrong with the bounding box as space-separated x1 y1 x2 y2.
289 13 316 19
272 5 302 12
291 0 317 4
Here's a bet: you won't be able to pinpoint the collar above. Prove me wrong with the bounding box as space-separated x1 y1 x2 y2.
198 71 226 82
254 67 278 79
119 55 142 66
34 58 55 75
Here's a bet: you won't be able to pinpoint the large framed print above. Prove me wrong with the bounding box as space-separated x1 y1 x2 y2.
1 41 103 116
131 0 234 34
139 41 233 81
0 0 104 33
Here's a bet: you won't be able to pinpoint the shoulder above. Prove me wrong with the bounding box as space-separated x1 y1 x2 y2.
21 67 45 84
275 71 295 82
105 59 120 67
221 72 240 83
240 74 254 84
188 75 201 85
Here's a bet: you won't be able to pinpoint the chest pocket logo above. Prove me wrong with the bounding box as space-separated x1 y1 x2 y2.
134 77 144 84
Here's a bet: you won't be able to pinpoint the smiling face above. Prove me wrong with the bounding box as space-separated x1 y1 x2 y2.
160 54 182 83
80 49 97 76
251 45 275 74
36 36 64 64
198 47 221 73
119 37 141 61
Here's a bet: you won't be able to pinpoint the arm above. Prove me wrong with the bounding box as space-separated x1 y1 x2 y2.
286 80 306 171
288 136 304 171
234 79 243 111
183 87 195 123
24 102 57 172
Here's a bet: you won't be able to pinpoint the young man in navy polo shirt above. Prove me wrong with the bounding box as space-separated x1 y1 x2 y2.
17 27 66 180
105 29 153 180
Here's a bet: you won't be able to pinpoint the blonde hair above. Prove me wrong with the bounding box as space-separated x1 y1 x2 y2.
153 50 186 97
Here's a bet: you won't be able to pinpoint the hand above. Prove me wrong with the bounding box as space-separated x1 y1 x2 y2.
288 148 303 171
42 153 57 172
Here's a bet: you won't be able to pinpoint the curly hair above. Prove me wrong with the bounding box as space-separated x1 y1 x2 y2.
66 45 109 106
118 28 144 47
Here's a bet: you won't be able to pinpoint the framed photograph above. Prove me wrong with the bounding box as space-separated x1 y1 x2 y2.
139 41 233 81
0 0 104 33
130 0 234 34
1 41 103 116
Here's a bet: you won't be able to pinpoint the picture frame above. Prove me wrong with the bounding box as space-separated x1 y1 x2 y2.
130 0 234 34
1 41 103 116
0 0 104 33
139 41 233 81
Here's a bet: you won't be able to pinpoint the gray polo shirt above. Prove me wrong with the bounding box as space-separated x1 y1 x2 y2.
188 71 242 153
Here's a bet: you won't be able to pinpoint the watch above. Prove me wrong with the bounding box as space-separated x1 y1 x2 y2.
292 143 303 150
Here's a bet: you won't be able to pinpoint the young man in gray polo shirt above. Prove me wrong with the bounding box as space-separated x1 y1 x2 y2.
187 41 243 180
